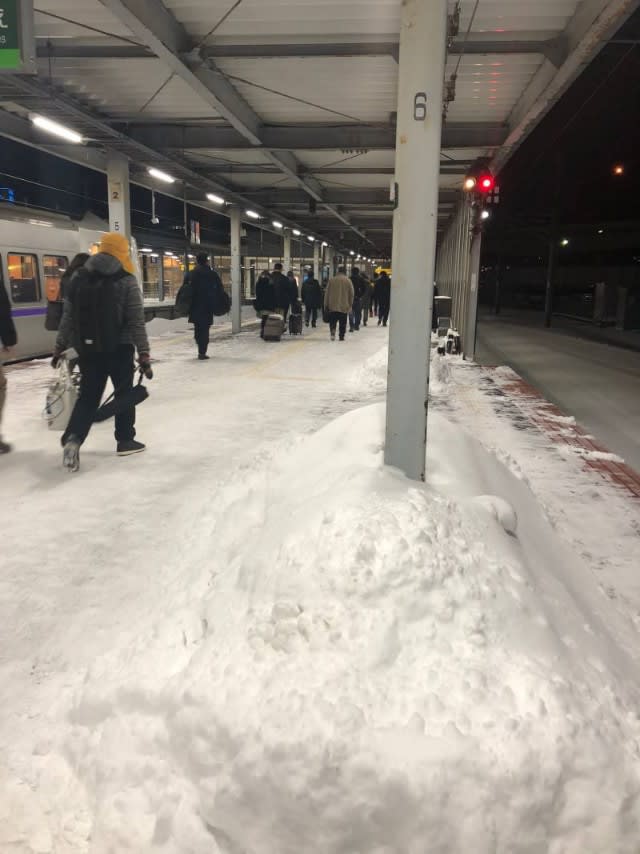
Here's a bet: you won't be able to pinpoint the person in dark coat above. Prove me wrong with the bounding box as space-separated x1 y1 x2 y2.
301 272 323 327
375 272 391 326
45 253 90 332
0 278 18 454
349 267 368 332
271 263 292 319
254 270 276 338
189 252 224 360
285 270 299 325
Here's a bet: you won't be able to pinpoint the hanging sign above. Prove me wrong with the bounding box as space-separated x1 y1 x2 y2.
0 0 36 74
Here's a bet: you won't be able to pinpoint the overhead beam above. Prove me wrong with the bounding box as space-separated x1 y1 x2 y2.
241 189 459 206
35 32 570 65
198 162 468 176
125 122 506 151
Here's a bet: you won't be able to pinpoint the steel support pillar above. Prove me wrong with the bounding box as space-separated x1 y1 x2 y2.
384 0 447 481
464 232 482 360
107 154 131 240
313 241 320 281
230 206 242 333
284 232 291 273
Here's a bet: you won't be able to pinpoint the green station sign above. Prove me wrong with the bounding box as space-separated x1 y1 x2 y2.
0 0 20 70
0 0 35 73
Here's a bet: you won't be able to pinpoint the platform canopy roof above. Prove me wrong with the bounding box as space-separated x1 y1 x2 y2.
0 0 637 255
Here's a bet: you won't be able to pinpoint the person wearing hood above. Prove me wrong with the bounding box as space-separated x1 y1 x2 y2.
301 271 323 327
53 232 152 472
0 276 17 454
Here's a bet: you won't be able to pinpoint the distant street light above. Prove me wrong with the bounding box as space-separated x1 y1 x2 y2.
560 238 569 247
613 164 624 176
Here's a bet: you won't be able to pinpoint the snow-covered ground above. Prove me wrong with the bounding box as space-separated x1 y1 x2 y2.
2 321 640 853
476 312 640 473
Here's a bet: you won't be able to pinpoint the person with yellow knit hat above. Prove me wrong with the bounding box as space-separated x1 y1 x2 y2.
53 232 153 472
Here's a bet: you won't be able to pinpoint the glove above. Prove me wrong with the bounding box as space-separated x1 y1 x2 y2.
51 352 62 369
138 354 153 380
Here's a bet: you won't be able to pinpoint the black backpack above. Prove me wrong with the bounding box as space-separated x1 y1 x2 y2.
212 281 231 316
71 268 125 355
175 273 193 318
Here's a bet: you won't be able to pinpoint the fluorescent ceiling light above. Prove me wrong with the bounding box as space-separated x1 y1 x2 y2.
481 210 490 220
32 114 84 144
140 247 153 253
308 236 315 242
148 167 175 183
206 193 225 205
292 229 301 236
246 209 260 220
321 241 328 247
28 218 53 227
350 251 355 256
272 220 283 229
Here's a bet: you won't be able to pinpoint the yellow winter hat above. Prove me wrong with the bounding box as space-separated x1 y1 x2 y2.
98 232 135 275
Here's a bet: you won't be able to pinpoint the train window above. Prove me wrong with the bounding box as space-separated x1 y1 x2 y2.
43 255 69 302
8 253 41 303
162 254 184 300
140 253 161 299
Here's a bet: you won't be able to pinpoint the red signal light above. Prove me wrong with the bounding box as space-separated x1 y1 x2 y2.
478 174 495 193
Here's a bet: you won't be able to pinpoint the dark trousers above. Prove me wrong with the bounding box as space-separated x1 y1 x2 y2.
362 302 370 325
329 312 348 340
62 345 136 446
378 303 390 325
194 321 211 356
305 306 318 326
350 299 362 331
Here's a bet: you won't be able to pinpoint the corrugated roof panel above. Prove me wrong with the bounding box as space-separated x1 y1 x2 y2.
296 150 396 169
460 0 579 32
37 57 222 120
215 56 397 123
34 0 136 39
185 150 275 167
316 173 391 189
165 0 401 38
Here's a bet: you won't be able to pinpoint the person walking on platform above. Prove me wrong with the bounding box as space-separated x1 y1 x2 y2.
371 272 379 318
189 252 223 360
301 271 323 327
53 232 153 472
349 266 368 332
324 266 354 342
285 270 299 326
375 270 391 327
361 273 372 326
254 269 275 338
271 263 292 324
0 277 17 454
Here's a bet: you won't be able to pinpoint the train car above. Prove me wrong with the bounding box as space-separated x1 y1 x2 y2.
0 204 109 360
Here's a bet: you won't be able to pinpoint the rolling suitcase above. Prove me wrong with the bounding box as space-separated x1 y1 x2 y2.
288 312 303 335
263 313 284 342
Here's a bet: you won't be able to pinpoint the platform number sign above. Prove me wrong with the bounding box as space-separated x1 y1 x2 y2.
414 92 427 121
0 0 35 74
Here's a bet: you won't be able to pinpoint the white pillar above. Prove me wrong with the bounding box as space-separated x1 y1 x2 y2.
107 154 131 239
284 232 292 272
230 206 242 334
464 231 482 360
313 241 320 281
384 0 447 482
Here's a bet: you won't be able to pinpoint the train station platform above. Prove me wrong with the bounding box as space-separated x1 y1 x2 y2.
2 323 640 852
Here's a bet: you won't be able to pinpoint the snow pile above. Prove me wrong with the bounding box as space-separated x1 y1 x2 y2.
64 403 640 853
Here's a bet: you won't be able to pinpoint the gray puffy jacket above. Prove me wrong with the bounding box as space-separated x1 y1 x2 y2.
56 253 150 356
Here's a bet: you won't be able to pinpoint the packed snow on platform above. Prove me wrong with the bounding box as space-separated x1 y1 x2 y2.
59 408 640 851
3 343 640 853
